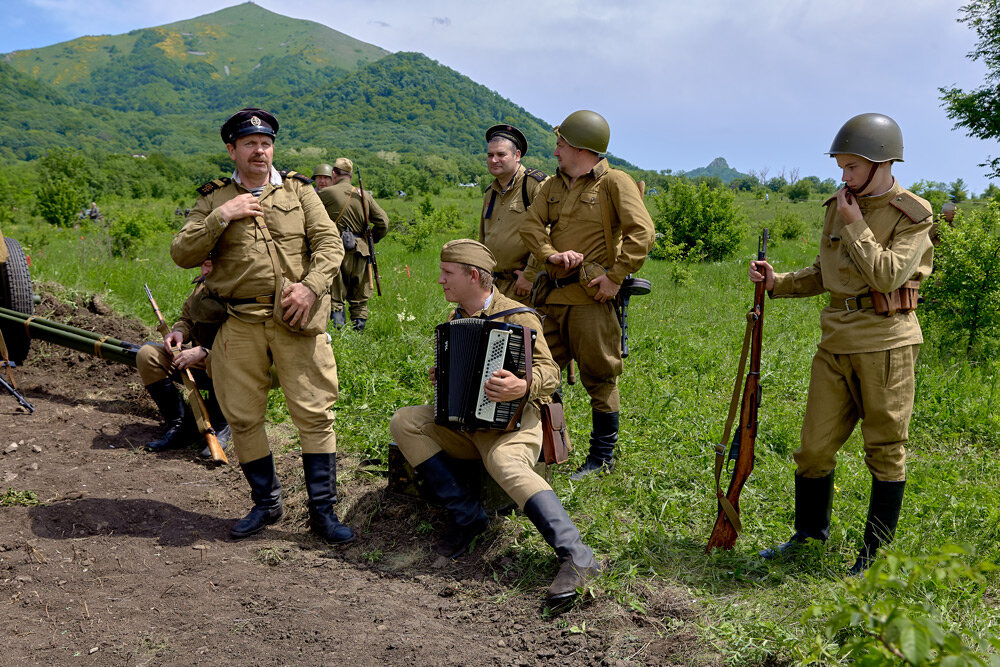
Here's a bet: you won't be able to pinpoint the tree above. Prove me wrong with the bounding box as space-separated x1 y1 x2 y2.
940 1 1000 179
950 178 969 202
786 179 812 203
652 180 745 261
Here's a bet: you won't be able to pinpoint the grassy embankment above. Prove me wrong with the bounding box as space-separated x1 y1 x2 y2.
8 188 1000 663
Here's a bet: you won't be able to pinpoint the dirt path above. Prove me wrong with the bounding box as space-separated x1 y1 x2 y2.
0 292 704 666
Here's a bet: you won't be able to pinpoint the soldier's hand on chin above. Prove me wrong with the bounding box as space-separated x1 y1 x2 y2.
218 194 263 223
484 369 527 402
280 282 317 327
588 274 620 303
836 187 864 224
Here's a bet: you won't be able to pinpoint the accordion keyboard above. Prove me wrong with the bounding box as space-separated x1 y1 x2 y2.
474 329 511 421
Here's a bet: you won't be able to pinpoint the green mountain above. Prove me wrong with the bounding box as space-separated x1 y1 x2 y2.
681 157 747 184
0 3 638 179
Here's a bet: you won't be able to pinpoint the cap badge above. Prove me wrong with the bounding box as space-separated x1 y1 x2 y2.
250 116 262 127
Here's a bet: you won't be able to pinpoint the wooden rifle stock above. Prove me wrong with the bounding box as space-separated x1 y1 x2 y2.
356 167 382 297
144 285 228 465
707 229 768 552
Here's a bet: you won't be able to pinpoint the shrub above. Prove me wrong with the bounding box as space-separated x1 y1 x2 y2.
108 209 168 258
35 177 87 226
922 202 1000 356
786 179 812 203
653 180 744 261
770 211 807 240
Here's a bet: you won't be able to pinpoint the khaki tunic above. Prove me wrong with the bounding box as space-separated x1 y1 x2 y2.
480 164 546 302
390 288 560 508
319 179 389 319
771 181 933 481
171 172 343 463
519 158 654 411
0 227 7 264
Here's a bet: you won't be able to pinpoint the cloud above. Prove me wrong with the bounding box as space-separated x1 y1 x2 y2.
431 16 451 27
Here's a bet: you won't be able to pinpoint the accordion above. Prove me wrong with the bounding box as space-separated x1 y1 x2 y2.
434 318 535 430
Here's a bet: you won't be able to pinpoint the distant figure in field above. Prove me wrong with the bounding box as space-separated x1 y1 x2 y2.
930 201 957 247
317 157 389 332
87 202 101 220
479 123 547 304
519 110 655 480
751 113 933 575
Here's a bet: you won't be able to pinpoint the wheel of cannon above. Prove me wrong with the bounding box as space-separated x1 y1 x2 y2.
0 236 34 363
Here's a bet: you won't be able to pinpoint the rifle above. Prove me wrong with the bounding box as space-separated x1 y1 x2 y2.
143 284 228 465
707 228 768 552
614 276 651 358
355 166 382 297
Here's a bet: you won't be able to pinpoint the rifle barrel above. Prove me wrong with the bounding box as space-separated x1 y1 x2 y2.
0 308 139 367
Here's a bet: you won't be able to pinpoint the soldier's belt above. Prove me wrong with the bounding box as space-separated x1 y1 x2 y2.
224 295 274 305
829 294 875 312
492 269 518 281
551 271 580 289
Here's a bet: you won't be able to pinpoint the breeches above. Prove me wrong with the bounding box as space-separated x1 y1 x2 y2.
389 404 551 509
795 345 918 482
540 302 623 412
333 252 372 319
212 317 339 463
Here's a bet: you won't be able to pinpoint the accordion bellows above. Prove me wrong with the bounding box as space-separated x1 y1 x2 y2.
434 318 534 430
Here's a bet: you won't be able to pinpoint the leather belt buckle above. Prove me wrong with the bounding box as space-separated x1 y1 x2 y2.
844 296 861 312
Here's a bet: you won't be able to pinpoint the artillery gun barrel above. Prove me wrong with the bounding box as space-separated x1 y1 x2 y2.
0 306 139 367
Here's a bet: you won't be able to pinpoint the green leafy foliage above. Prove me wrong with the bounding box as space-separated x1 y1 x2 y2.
653 180 745 261
1 488 41 507
923 202 1000 355
786 179 812 203
770 211 807 240
786 546 999 665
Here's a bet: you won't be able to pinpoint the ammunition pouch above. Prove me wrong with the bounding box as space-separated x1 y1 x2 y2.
578 262 608 299
871 280 921 316
273 277 332 337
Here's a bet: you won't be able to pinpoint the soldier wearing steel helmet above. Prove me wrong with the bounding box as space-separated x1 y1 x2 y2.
171 107 354 546
481 124 548 304
519 110 655 480
750 113 933 574
313 163 334 192
930 201 958 246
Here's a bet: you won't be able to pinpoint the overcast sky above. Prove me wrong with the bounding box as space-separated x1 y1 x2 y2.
5 0 996 194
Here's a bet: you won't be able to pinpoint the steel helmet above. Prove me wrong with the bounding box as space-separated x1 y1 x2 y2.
554 110 610 154
313 163 334 178
827 113 904 163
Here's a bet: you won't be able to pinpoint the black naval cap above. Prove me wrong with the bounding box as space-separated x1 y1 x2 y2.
486 124 527 156
220 108 279 145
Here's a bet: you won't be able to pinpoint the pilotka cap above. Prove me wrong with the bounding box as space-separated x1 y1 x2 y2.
221 108 279 144
441 239 497 273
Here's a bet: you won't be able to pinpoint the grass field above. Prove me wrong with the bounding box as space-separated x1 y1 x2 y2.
8 188 1000 664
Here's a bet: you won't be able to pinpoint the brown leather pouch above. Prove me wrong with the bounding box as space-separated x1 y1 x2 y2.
541 394 571 465
871 280 920 316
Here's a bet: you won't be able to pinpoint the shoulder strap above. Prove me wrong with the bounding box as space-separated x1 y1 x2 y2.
597 177 617 268
504 325 533 432
483 190 498 220
197 177 232 196
279 169 312 184
482 306 540 321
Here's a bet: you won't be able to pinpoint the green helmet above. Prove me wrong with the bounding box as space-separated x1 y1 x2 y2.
827 113 904 163
554 110 610 154
942 202 957 213
313 163 334 178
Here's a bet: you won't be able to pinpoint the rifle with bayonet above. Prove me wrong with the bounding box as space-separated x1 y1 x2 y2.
355 166 382 297
707 228 768 552
144 284 228 465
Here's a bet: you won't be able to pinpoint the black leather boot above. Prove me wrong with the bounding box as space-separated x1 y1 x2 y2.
352 318 367 332
524 490 600 602
198 388 233 460
331 309 346 329
302 453 355 544
760 471 835 559
848 477 905 575
231 454 284 539
145 379 191 451
570 410 618 480
415 452 489 558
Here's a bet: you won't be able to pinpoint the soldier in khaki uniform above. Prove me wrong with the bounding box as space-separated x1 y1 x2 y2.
752 113 933 574
480 124 547 304
390 240 599 603
170 108 354 545
312 163 334 192
318 158 389 331
136 259 232 460
520 110 655 479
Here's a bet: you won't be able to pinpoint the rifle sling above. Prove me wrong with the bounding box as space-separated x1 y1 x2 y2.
712 306 759 534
